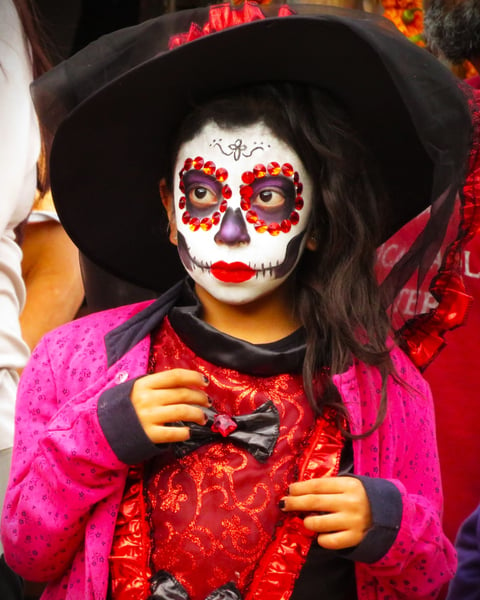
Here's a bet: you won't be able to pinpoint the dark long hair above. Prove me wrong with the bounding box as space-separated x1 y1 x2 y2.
169 82 394 437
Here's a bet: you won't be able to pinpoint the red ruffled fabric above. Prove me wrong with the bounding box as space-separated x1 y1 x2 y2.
168 2 294 49
245 410 343 600
398 87 480 370
109 465 152 600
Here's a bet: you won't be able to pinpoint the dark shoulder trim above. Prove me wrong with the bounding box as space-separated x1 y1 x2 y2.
105 280 184 366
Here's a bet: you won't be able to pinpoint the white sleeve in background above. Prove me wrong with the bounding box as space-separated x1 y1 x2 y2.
0 0 41 452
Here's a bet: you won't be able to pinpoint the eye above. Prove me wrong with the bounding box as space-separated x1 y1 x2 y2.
187 185 218 208
252 188 285 210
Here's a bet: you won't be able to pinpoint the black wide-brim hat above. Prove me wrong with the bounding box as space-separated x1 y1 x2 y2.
32 1 471 292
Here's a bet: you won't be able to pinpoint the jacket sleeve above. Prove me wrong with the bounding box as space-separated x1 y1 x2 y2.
0 333 131 581
348 355 457 598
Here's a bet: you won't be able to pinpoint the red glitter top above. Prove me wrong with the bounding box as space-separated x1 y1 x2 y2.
146 318 315 599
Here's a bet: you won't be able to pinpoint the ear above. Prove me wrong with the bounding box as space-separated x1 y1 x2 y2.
159 178 178 246
306 232 318 251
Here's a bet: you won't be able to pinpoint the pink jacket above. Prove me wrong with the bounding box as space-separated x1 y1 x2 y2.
1 297 456 600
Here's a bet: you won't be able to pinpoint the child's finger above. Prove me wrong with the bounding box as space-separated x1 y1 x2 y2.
143 404 208 443
280 492 341 514
147 403 208 427
288 477 347 496
315 529 363 551
147 424 191 444
137 386 212 408
136 368 209 391
303 511 345 534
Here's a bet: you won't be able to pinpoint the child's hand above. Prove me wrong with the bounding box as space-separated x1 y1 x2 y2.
130 368 210 444
280 476 372 550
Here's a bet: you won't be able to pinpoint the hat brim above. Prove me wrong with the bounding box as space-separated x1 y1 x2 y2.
48 10 469 291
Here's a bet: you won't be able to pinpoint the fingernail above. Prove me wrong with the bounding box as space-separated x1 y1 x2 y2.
203 375 209 385
279 499 286 510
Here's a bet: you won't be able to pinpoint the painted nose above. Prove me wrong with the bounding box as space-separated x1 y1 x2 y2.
214 207 250 245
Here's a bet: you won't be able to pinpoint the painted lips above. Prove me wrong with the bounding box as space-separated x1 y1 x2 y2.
211 261 256 283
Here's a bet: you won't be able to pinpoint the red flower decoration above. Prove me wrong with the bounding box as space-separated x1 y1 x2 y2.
169 2 294 49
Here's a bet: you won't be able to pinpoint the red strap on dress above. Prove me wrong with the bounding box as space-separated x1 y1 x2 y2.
244 410 343 600
109 464 152 600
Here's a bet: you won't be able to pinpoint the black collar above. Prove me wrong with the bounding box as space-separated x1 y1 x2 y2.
105 279 306 376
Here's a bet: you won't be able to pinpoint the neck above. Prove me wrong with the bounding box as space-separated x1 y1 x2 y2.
194 281 301 344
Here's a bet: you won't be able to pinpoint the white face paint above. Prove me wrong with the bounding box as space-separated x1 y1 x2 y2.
172 121 313 305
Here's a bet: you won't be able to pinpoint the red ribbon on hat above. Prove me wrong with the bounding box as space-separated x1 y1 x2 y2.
168 2 294 49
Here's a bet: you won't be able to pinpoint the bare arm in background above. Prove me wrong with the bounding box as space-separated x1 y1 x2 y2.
20 190 84 351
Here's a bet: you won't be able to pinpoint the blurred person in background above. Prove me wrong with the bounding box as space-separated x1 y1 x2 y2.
0 0 44 542
424 0 480 86
1 1 83 597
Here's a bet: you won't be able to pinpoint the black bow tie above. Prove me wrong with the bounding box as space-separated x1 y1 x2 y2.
170 400 279 463
149 571 242 600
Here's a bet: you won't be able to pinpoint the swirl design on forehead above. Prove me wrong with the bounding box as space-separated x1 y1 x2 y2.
178 158 305 236
211 138 268 161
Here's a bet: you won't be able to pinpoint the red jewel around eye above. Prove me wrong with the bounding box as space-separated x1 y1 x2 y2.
193 156 204 170
240 185 253 199
267 162 281 176
179 197 186 209
282 163 294 177
203 161 216 175
281 219 292 233
295 197 304 210
182 211 191 224
212 211 221 225
290 211 300 225
216 167 228 182
222 185 232 199
254 219 268 233
220 200 228 213
200 217 212 231
296 182 303 194
253 164 267 178
293 172 299 183
179 181 185 193
242 171 255 184
189 217 200 231
246 210 258 223
179 168 185 179
183 158 193 170
240 198 251 211
267 222 281 236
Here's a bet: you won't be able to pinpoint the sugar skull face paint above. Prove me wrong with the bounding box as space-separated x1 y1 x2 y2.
172 121 313 305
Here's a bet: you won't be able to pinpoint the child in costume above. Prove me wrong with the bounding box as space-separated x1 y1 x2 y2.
1 3 477 599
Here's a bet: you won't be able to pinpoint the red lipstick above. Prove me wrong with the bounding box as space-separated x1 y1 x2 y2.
211 261 255 283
